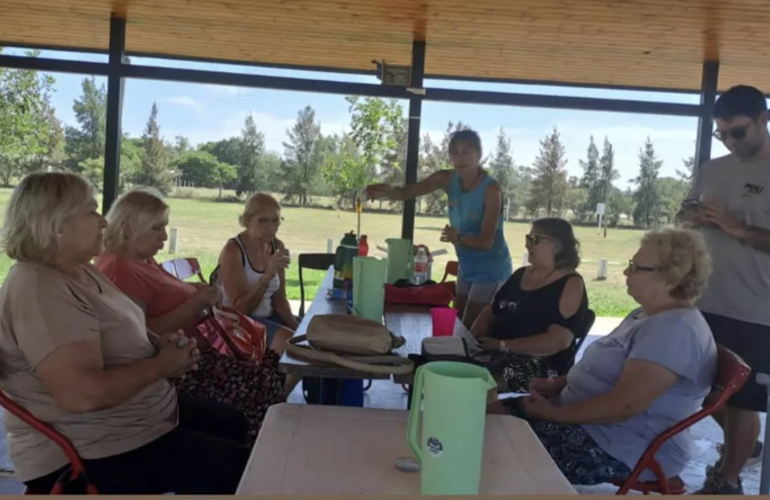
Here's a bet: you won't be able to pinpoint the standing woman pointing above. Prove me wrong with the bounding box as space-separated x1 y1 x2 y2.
365 129 512 328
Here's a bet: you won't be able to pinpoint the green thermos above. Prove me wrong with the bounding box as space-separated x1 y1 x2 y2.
333 231 360 289
407 362 497 495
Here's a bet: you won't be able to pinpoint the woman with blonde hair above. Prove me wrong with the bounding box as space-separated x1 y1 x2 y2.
217 192 298 355
489 228 717 486
0 172 249 494
95 188 286 444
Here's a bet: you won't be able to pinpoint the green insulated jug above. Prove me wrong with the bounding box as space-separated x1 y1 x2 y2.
407 362 497 495
385 238 414 284
333 231 360 289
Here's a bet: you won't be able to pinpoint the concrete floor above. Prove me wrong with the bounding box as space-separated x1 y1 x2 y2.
0 316 766 494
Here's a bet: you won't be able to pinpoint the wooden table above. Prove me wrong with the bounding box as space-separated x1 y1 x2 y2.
236 403 577 495
280 267 443 381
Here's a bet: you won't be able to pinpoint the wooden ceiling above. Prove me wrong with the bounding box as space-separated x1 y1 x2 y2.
2 0 770 92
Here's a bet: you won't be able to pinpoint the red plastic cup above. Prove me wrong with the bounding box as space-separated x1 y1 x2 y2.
431 307 456 337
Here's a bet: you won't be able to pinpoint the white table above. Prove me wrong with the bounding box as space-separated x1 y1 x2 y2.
236 403 577 495
280 266 451 381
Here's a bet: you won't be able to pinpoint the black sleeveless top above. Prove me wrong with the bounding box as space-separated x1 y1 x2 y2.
490 267 589 373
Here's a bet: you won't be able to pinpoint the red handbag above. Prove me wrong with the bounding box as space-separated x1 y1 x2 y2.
195 306 267 362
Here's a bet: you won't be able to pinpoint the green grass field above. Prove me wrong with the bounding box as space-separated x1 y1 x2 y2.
0 187 642 317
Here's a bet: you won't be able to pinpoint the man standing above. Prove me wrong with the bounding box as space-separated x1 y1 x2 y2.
679 85 770 494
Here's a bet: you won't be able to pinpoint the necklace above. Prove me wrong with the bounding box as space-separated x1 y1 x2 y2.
460 168 485 192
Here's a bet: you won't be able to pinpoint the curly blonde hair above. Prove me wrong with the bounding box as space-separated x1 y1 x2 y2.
641 228 712 301
1 171 95 263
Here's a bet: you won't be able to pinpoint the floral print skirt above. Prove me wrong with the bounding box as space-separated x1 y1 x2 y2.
172 348 286 446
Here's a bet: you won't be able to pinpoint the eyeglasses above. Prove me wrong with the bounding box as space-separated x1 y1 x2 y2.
525 234 548 246
713 124 750 142
256 216 284 226
627 260 658 274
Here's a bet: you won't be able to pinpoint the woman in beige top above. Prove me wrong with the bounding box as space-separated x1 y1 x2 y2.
0 172 250 494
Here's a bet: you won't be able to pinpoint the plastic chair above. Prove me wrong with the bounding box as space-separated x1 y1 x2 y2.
440 261 459 283
160 257 206 283
298 254 335 319
561 309 596 374
613 345 751 495
0 390 98 494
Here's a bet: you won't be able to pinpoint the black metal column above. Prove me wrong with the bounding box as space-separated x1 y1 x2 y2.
401 41 426 241
694 61 719 170
102 16 126 214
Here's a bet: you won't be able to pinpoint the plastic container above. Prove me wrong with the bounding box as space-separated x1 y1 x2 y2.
413 247 429 285
431 307 456 337
358 235 369 256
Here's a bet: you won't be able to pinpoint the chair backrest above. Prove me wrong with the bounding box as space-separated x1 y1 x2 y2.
0 390 97 494
298 253 335 318
161 258 206 283
615 344 751 494
561 309 596 374
441 261 459 283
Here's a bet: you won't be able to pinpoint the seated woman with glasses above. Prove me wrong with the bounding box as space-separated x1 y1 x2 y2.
216 193 298 356
470 218 589 392
95 188 286 445
489 229 717 486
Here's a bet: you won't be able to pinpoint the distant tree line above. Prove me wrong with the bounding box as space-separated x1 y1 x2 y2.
0 53 694 227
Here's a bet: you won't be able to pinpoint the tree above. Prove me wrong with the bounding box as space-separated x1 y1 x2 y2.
134 103 173 193
597 136 620 224
578 136 601 222
656 176 689 224
632 137 662 227
0 52 60 186
174 150 221 187
64 76 106 172
235 113 267 196
323 97 401 208
528 127 569 217
676 156 695 186
489 127 519 218
282 105 323 205
607 187 634 227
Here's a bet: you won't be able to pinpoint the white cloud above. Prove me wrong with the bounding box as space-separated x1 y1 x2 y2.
166 96 204 111
202 84 248 96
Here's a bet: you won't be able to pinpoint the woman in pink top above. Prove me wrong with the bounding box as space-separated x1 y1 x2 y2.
95 188 285 445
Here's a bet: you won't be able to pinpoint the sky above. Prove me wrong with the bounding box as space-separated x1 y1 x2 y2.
5 47 733 187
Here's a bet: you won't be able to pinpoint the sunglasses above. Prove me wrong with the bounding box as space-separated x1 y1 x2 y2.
525 234 548 245
627 260 657 274
713 124 750 142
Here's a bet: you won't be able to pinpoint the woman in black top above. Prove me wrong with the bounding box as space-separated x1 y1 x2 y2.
471 218 589 392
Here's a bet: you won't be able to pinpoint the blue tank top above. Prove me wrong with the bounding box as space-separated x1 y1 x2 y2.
447 170 512 283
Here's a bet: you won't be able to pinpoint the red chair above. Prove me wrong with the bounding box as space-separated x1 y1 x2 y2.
440 261 459 284
160 257 206 283
0 390 97 494
614 345 751 495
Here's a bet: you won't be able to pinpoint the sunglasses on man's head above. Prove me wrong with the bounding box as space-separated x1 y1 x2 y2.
713 124 750 142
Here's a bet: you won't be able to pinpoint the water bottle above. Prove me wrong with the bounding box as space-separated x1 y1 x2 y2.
413 247 429 285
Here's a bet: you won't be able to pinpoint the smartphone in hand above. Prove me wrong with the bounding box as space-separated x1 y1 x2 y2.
681 199 702 210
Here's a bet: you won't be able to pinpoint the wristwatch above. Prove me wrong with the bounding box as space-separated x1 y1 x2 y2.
499 340 509 352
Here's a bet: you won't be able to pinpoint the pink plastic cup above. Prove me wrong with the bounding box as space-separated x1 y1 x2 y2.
431 307 456 337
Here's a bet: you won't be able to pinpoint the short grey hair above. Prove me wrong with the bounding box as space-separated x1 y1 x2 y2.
1 171 96 263
104 188 169 251
641 228 712 301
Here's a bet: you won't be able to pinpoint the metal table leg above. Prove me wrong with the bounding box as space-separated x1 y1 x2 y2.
755 372 770 495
